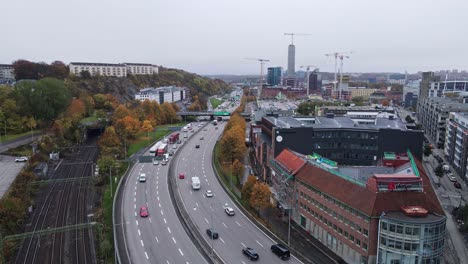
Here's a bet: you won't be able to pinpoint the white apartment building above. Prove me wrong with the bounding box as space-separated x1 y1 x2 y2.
0 64 15 79
124 63 159 75
445 112 468 182
135 86 188 104
69 62 127 77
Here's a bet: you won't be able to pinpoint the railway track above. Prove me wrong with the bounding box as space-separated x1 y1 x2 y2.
14 144 98 264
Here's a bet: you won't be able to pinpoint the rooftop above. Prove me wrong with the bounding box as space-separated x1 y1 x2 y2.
70 62 125 67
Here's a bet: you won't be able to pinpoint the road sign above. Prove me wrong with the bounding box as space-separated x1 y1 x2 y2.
214 112 230 116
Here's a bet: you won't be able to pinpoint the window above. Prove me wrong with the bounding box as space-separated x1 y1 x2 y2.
363 229 369 236
338 228 343 234
356 239 361 246
363 243 368 251
344 231 349 238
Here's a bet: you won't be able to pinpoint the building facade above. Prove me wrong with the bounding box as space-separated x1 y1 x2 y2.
267 67 283 86
417 97 468 148
444 112 468 182
69 62 127 77
308 70 322 94
0 64 15 80
349 87 377 100
270 149 445 264
134 86 188 104
124 63 159 75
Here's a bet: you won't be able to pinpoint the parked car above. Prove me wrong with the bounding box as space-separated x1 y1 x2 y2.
242 247 259 261
15 157 28 162
454 182 462 189
448 174 457 182
140 206 149 217
179 173 185 179
206 228 219 239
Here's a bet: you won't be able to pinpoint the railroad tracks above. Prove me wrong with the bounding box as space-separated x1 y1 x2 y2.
14 145 98 264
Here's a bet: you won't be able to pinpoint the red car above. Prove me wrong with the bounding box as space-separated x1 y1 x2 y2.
179 173 185 179
140 206 149 217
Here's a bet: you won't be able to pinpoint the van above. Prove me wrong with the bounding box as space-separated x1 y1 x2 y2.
270 244 290 260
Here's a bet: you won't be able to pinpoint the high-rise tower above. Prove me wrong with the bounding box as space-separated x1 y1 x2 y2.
287 44 295 76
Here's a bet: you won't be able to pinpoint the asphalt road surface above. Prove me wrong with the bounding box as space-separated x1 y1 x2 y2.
119 123 207 264
173 122 303 264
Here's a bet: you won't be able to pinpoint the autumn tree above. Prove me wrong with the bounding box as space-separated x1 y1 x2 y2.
220 126 246 162
65 98 86 121
113 105 131 123
242 175 257 202
161 102 179 124
99 126 122 156
114 115 140 140
232 159 244 185
250 182 272 214
141 120 154 139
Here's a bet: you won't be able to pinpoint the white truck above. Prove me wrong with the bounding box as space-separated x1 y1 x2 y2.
191 177 201 190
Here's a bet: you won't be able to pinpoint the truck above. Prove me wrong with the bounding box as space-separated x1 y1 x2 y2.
150 141 163 156
169 132 180 144
191 177 201 190
156 143 168 156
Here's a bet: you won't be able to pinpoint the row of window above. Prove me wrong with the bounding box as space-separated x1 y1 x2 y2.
299 182 369 221
313 131 378 140
300 202 368 251
299 192 369 236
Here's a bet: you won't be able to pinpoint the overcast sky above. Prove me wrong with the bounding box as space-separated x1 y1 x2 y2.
2 0 467 75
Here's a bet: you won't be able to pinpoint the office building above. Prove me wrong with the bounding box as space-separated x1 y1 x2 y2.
307 70 322 94
134 86 188 104
418 97 468 148
271 149 445 264
444 112 468 182
267 67 283 86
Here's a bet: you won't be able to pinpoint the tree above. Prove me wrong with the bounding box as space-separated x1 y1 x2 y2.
405 115 414 123
434 165 444 177
112 105 131 123
220 126 246 163
232 159 244 185
351 96 365 105
141 120 154 139
66 98 86 121
242 175 257 202
114 115 140 140
99 126 122 156
250 182 272 214
424 144 432 156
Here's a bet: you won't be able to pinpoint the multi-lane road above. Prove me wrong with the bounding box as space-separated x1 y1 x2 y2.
117 119 303 263
117 124 207 264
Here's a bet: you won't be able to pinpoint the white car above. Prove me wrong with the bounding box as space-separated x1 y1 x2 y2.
448 174 457 182
205 190 214 197
139 173 147 182
15 157 28 162
153 160 159 165
225 207 235 216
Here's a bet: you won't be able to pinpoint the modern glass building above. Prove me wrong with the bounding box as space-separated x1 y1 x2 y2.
267 67 283 86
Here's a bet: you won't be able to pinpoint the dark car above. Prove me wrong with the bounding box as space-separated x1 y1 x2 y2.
206 228 219 239
242 247 259 261
271 244 290 260
454 182 462 189
168 150 174 156
195 144 200 148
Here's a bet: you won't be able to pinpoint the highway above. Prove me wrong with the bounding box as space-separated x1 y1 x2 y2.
173 122 303 263
118 124 207 264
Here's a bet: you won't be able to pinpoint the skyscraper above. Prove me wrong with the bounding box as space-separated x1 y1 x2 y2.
308 70 322 93
287 44 295 76
267 67 283 86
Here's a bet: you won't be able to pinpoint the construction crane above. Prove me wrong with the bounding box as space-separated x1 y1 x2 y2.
245 58 270 98
284 33 312 45
325 51 353 100
300 65 318 96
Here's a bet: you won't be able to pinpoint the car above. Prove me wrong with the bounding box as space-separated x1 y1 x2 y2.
139 173 147 182
448 174 457 182
271 244 290 260
15 157 28 162
179 173 185 179
168 151 174 156
200 137 204 140
205 190 214 197
140 206 149 217
153 160 159 165
206 228 219 239
177 140 182 144
172 145 177 149
161 159 167 165
454 182 462 189
215 127 218 130
195 145 200 148
203 128 207 131
242 247 259 261
225 207 235 216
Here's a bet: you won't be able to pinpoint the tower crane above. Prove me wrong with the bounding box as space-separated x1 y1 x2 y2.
300 65 318 96
245 58 270 98
325 51 353 100
284 33 312 45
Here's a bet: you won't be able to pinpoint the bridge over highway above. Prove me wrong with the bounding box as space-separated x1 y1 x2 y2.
176 111 250 120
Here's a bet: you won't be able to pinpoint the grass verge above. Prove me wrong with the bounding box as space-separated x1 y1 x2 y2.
210 98 223 109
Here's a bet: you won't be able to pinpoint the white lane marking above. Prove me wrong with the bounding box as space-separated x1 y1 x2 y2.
195 202 199 207
134 212 137 217
241 242 246 248
156 190 159 195
242 261 246 264
149 218 152 223
145 252 149 259
256 240 264 248
178 248 184 256
140 240 144 247
164 218 167 224
166 260 170 264
207 182 210 186
204 217 209 224
157 196 160 201
136 220 139 226
134 192 136 196
159 203 161 208
161 210 164 215
138 229 141 236
220 237 225 244
190 191 192 195
134 204 136 209
172 237 177 244
134 186 137 190
155 236 159 243
168 227 171 233
236 221 241 227
134 197 136 202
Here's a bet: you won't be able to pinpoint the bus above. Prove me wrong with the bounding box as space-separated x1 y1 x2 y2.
157 143 168 156
150 141 162 156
